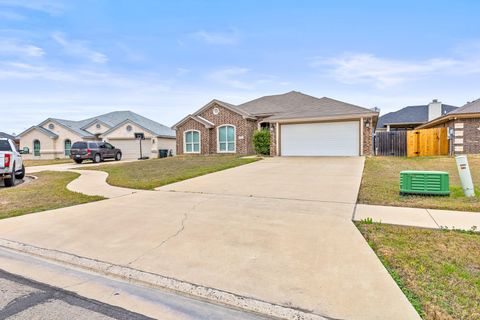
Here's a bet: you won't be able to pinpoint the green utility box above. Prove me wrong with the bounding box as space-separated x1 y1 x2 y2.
400 171 450 196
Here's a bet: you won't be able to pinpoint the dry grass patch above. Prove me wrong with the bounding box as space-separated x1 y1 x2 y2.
359 155 480 211
24 159 73 167
0 171 104 219
86 155 260 190
357 222 480 320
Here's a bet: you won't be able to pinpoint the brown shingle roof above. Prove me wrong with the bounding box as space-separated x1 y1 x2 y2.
237 91 376 120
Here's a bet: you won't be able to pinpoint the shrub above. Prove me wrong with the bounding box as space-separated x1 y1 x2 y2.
253 129 271 155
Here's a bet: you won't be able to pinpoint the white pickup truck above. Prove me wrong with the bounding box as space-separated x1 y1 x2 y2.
0 138 25 187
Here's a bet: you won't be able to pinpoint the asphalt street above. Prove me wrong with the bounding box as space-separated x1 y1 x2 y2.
0 268 152 320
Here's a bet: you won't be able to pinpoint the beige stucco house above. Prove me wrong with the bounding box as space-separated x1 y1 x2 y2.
17 111 176 159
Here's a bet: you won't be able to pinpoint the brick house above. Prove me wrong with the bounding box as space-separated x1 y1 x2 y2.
417 98 480 154
172 91 379 156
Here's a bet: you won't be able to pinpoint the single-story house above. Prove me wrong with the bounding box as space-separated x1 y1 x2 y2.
376 99 457 131
17 111 176 159
416 98 480 154
172 91 379 157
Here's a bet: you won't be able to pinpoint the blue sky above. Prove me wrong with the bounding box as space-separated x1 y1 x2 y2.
1 0 480 134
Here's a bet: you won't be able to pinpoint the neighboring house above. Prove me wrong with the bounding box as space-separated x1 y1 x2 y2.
0 132 19 147
17 111 175 159
377 99 457 131
417 98 480 154
172 91 378 157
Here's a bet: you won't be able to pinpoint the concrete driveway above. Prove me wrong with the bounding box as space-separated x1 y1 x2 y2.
0 157 420 320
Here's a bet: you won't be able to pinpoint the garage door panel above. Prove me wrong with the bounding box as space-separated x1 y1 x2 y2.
281 122 359 156
110 139 152 159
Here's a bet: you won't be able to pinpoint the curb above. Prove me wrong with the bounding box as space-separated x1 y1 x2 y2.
0 239 330 320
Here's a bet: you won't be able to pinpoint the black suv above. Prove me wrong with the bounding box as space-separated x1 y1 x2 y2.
70 141 122 164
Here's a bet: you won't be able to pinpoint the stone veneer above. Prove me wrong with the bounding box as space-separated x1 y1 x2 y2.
434 118 480 154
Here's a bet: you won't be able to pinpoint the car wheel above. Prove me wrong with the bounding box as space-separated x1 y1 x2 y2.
115 152 122 161
15 164 25 179
74 159 83 164
4 163 16 187
94 153 101 163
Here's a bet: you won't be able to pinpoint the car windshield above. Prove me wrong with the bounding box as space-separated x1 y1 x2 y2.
72 142 87 149
0 140 12 151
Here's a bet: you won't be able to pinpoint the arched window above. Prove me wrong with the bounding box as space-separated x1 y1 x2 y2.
64 139 72 156
217 125 236 153
184 130 200 153
33 140 41 157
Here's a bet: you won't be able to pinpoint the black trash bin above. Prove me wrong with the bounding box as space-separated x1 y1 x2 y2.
159 149 168 158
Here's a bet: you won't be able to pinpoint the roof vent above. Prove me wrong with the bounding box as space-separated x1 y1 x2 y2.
432 99 438 103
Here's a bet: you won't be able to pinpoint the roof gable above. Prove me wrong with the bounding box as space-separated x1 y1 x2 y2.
35 111 174 138
17 126 58 139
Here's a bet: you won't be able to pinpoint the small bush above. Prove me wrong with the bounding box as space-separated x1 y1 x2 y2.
253 129 271 155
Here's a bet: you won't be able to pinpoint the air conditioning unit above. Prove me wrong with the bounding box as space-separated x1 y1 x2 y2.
400 171 450 196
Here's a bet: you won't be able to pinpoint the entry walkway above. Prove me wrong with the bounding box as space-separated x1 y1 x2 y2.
355 204 480 231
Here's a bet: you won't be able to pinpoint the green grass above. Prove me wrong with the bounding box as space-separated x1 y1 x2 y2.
24 159 73 167
0 171 104 219
359 155 480 212
356 222 480 320
85 155 260 190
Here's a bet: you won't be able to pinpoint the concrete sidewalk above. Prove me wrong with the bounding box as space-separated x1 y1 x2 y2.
26 159 140 198
355 204 480 231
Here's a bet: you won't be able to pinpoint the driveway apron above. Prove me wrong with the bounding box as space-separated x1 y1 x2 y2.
0 157 420 320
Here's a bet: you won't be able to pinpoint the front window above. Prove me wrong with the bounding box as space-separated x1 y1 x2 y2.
184 130 200 153
218 125 235 152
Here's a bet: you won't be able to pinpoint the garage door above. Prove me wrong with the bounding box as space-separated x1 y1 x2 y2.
109 139 152 159
281 121 359 156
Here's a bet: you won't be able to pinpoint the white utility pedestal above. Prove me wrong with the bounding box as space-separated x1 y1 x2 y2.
455 155 475 197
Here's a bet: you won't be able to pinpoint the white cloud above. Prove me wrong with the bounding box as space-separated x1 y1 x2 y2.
208 67 253 89
0 39 44 57
313 53 460 88
176 67 190 76
0 0 64 15
52 32 108 64
0 9 25 20
191 29 240 45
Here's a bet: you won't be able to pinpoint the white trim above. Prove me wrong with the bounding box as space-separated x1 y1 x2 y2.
360 118 364 156
183 130 201 154
196 115 215 126
217 124 236 153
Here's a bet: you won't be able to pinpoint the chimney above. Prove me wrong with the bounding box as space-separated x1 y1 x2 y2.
428 99 442 121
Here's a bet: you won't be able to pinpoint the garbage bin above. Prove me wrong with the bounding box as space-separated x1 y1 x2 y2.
159 149 168 158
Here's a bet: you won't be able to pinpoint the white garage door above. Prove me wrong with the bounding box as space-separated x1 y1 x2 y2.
109 139 152 159
281 121 359 156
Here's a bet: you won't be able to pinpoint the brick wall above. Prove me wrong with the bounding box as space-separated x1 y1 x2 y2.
431 118 480 154
176 102 256 155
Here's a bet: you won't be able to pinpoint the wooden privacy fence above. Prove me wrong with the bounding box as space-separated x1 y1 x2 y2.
375 131 407 156
407 128 449 157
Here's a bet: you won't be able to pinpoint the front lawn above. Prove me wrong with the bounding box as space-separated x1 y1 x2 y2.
0 171 104 219
24 159 73 167
359 156 480 212
86 155 260 190
356 222 480 320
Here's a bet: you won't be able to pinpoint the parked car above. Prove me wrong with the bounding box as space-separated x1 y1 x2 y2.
70 141 122 164
0 138 25 187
